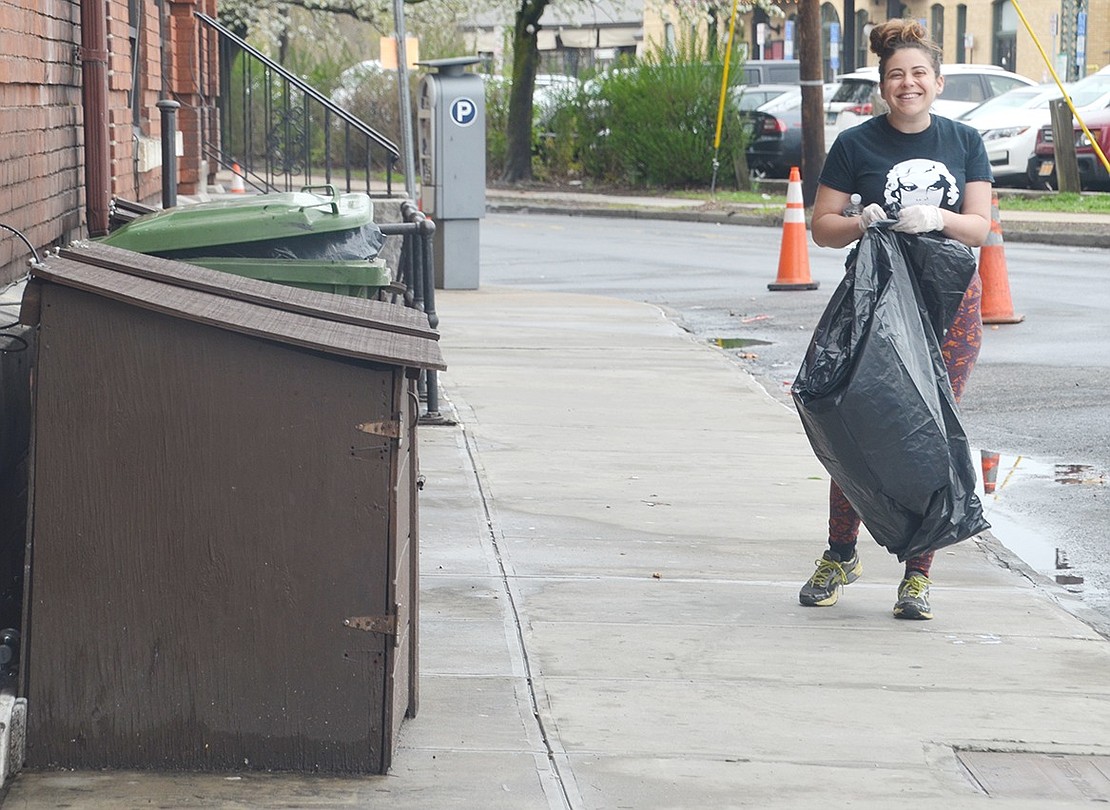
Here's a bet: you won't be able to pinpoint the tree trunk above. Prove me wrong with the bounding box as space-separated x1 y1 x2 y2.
501 0 546 183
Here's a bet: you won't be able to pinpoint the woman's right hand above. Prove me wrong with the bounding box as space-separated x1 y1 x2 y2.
858 204 887 231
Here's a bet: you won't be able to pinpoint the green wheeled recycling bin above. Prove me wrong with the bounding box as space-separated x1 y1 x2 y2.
100 185 394 298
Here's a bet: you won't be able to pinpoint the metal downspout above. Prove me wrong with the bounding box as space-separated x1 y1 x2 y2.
80 0 112 237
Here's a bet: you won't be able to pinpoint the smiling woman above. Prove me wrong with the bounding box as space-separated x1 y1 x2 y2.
802 18 995 623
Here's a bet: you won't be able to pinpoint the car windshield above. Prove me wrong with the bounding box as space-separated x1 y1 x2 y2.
960 85 1061 120
734 88 790 111
830 79 874 104
1069 74 1110 107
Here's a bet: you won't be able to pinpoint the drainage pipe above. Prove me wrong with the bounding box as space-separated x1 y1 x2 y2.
80 0 112 236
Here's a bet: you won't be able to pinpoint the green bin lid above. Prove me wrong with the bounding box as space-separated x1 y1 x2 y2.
101 185 374 254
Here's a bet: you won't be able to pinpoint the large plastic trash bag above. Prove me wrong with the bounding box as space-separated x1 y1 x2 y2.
791 226 989 561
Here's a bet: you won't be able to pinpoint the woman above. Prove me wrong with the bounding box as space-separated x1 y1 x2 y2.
799 19 993 620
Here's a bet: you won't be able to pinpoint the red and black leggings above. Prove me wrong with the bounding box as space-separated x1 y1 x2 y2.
827 272 983 576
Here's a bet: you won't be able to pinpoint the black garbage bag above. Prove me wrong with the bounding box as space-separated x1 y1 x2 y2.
791 226 989 561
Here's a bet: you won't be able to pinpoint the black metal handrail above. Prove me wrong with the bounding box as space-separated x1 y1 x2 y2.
195 11 401 197
381 203 443 422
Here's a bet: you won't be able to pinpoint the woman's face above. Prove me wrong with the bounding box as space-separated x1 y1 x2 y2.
879 47 944 119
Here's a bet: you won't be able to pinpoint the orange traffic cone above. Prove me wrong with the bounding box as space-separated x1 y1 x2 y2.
981 450 1001 494
978 192 1023 323
768 166 818 291
229 162 246 193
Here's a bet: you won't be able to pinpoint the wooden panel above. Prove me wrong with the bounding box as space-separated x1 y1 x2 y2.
31 256 446 372
25 285 405 772
0 337 32 637
383 379 417 771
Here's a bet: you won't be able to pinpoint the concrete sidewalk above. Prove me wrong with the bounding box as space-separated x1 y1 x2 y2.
7 285 1110 807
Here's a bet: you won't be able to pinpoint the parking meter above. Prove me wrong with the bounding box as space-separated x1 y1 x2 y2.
417 57 486 289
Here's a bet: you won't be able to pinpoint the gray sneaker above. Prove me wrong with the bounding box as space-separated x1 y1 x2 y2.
893 573 933 620
799 549 862 607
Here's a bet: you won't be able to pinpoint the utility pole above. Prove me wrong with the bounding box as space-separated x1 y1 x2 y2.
393 0 418 200
797 0 824 205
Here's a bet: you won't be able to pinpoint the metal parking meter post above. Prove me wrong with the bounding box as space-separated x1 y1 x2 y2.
157 99 180 209
416 57 485 290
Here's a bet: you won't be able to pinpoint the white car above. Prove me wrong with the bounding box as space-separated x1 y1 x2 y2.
824 64 1037 151
961 70 1110 185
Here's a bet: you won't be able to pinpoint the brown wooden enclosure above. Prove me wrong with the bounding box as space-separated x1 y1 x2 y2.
19 244 444 773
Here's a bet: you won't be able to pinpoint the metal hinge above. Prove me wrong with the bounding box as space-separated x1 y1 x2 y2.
343 614 397 635
356 419 401 439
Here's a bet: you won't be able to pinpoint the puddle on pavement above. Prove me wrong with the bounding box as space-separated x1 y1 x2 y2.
976 450 1106 589
1055 463 1108 485
711 337 772 349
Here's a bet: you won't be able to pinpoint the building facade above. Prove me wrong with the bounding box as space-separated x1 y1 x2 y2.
643 0 1107 83
0 0 217 286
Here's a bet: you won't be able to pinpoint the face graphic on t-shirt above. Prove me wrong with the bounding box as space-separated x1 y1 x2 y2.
884 158 960 209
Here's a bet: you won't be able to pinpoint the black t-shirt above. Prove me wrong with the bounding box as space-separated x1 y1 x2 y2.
820 114 993 212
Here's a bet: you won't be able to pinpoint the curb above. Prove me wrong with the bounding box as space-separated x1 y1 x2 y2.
485 200 1110 249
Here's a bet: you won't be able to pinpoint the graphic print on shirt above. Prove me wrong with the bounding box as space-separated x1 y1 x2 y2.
884 158 960 209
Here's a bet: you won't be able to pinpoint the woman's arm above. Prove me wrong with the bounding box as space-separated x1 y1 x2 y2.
941 180 992 247
811 185 864 249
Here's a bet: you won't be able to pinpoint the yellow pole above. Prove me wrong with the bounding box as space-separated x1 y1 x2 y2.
713 0 742 151
1011 0 1109 177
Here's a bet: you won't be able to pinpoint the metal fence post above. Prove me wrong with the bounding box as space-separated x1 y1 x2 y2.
418 215 441 420
157 99 181 209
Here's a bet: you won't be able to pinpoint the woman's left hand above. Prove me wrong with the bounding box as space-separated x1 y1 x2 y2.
891 205 945 233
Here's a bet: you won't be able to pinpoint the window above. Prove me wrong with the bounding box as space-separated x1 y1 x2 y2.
956 5 968 62
820 2 841 81
942 74 985 104
129 0 143 134
855 11 869 69
930 4 945 51
993 0 1018 71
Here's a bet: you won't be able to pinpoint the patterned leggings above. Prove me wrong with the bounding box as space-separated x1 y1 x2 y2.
828 272 983 576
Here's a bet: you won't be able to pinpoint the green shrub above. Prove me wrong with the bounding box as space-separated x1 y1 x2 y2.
484 76 511 179
577 41 747 188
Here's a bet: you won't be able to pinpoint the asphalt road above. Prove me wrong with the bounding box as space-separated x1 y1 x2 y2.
478 211 1110 625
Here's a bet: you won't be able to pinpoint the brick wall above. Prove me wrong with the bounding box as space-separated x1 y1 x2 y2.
0 0 213 285
0 0 83 285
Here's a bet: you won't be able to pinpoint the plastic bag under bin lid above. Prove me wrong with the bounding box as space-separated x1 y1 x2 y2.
100 186 383 260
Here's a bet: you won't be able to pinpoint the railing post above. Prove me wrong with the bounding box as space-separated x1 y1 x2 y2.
157 99 181 209
418 214 440 420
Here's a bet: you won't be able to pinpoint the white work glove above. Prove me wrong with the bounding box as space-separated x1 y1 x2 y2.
857 203 887 231
890 205 945 234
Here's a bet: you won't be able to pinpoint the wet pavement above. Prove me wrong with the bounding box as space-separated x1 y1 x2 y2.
3 189 1110 806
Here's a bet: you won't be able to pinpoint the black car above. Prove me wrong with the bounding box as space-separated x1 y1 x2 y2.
745 102 802 179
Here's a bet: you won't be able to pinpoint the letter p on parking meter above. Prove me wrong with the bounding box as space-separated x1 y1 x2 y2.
417 57 486 290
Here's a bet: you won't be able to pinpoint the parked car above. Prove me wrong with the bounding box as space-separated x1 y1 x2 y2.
740 59 800 85
330 59 387 109
959 84 1067 185
733 82 838 114
1026 106 1110 190
825 64 1037 150
960 71 1110 186
732 83 798 113
744 85 839 178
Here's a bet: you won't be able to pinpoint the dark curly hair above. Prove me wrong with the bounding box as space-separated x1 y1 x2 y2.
869 19 942 79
